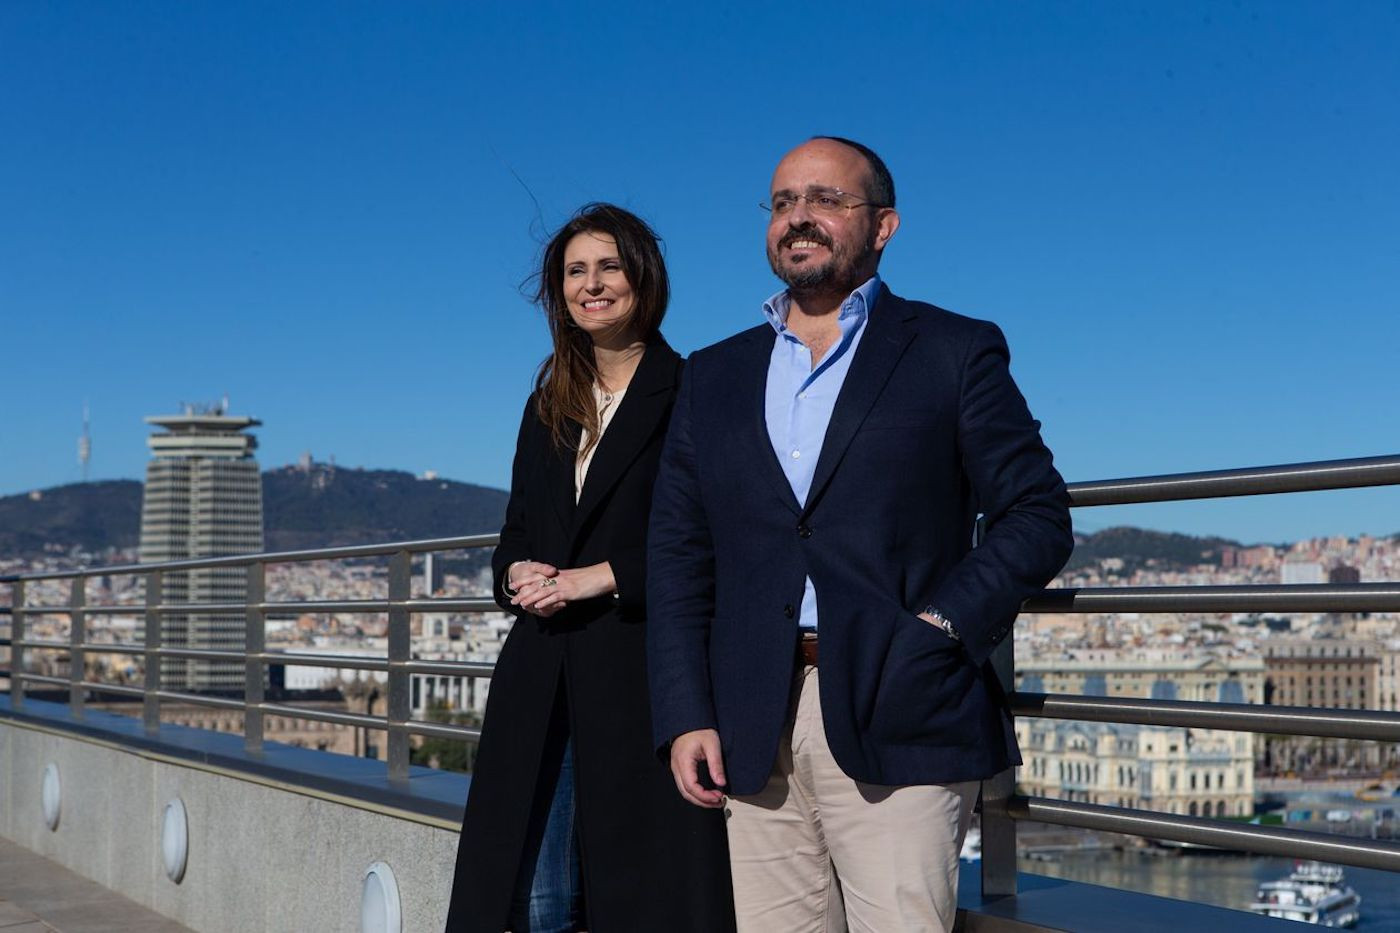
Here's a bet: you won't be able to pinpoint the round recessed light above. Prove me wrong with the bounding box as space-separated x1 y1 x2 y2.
40 763 61 831
161 798 189 883
360 861 402 933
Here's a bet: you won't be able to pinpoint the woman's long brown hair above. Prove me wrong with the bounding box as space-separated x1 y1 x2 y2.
531 203 669 452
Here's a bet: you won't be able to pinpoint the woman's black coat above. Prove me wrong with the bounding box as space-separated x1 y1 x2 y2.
445 340 735 932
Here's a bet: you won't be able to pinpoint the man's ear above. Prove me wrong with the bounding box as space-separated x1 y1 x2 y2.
874 208 900 252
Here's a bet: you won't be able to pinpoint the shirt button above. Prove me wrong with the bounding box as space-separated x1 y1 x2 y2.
797 524 812 538
784 604 795 619
798 392 807 400
790 449 801 459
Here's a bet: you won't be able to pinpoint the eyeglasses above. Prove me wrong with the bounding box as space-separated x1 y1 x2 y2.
760 187 888 216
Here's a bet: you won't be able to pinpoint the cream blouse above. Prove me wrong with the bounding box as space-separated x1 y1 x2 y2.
574 384 626 502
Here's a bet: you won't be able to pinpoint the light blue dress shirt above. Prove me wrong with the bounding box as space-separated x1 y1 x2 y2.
763 274 881 631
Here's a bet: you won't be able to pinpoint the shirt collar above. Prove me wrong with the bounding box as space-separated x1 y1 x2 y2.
762 274 882 335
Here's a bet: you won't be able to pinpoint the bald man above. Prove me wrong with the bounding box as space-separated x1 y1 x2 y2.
647 136 1073 931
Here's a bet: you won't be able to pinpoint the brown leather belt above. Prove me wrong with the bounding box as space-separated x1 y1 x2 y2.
798 632 819 667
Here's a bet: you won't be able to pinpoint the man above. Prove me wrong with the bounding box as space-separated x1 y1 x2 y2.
646 136 1073 931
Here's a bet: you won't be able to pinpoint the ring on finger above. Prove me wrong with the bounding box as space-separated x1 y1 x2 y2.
542 578 557 588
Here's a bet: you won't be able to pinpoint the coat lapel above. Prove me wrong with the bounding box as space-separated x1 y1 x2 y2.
802 287 915 518
572 339 682 538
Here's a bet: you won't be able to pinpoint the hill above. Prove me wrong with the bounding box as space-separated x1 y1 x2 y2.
1065 526 1242 573
260 464 507 551
0 476 1258 573
0 465 508 559
0 480 144 556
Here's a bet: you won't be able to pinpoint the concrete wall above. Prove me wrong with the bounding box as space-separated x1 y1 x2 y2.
0 718 460 932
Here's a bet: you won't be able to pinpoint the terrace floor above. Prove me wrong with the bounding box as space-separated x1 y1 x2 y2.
0 835 191 933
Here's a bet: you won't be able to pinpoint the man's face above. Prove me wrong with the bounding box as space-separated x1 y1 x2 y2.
765 140 896 294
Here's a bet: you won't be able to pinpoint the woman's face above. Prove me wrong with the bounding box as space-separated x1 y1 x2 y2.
562 231 636 340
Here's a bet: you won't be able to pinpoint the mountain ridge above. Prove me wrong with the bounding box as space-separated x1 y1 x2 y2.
0 464 508 559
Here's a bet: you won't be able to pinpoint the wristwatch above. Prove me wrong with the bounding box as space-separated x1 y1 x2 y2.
919 606 961 641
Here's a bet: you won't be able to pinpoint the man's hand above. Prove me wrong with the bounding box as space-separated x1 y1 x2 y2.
669 728 727 808
512 562 615 618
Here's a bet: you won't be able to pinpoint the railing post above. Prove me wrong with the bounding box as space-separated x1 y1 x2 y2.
981 640 1019 898
69 577 86 718
10 580 25 709
976 513 1019 898
245 562 266 755
143 570 162 735
386 550 412 781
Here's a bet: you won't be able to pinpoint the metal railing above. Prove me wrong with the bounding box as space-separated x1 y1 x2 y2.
979 452 1400 896
1 534 501 781
2 452 1399 896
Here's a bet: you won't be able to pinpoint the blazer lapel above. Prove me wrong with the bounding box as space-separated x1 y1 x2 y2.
802 287 915 518
572 340 682 537
741 325 803 517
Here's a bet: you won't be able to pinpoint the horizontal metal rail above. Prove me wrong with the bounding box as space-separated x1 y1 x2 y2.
405 719 482 741
21 584 1399 620
1022 582 1400 614
1010 796 1400 873
14 639 70 651
401 659 496 678
1068 452 1400 507
15 672 67 688
265 652 389 673
0 533 501 583
8 597 502 616
154 689 247 711
78 681 145 698
1014 692 1400 741
71 642 143 655
153 646 248 663
259 702 386 731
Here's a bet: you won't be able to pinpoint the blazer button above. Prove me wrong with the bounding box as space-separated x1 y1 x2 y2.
783 604 795 619
797 524 813 538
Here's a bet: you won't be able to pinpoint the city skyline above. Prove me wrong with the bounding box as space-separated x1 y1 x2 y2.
3 2 1397 543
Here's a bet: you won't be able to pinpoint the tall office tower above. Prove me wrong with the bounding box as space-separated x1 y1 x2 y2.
139 404 264 691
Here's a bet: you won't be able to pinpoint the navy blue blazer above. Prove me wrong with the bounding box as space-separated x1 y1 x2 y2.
646 286 1073 794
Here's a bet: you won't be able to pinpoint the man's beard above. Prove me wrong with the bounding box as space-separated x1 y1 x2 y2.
767 222 874 293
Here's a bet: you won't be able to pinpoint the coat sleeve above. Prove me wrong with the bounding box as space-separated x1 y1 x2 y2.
491 398 537 617
605 543 645 619
645 367 719 751
925 322 1074 666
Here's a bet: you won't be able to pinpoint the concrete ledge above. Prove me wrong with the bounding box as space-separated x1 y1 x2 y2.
0 695 469 826
1 698 461 932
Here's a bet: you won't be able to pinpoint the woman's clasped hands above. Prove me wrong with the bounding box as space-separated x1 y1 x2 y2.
508 560 617 617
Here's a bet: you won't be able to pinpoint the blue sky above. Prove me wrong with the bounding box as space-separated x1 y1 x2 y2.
2 1 1397 544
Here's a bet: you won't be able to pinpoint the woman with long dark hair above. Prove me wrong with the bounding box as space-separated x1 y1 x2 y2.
445 204 734 932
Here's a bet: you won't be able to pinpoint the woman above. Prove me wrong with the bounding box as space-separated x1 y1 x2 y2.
445 204 735 933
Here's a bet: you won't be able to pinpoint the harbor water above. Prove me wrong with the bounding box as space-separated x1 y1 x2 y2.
1022 850 1400 928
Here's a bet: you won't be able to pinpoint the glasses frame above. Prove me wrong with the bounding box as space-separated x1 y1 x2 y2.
760 187 890 216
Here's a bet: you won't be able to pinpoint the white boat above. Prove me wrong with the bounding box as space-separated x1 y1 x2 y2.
1248 861 1361 927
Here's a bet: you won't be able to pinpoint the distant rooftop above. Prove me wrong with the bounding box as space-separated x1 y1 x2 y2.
144 399 260 433
144 412 261 432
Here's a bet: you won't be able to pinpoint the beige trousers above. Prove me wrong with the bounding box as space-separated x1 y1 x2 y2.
724 666 978 933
